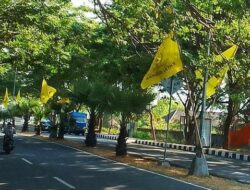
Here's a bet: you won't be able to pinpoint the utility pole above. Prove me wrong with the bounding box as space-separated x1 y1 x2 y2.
199 6 213 148
13 67 17 97
161 77 174 167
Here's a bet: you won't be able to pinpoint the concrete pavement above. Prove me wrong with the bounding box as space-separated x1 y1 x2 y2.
96 134 250 162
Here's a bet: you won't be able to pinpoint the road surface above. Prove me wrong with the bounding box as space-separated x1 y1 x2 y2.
0 134 209 190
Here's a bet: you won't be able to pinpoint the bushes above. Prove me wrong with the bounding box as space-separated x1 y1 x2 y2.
101 127 120 135
132 129 185 143
132 131 151 140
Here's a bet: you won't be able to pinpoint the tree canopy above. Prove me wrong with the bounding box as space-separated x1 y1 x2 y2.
0 0 249 151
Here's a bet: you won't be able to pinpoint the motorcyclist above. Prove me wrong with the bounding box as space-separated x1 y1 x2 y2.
3 122 15 148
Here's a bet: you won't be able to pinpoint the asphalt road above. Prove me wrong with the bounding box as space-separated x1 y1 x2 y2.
0 134 209 190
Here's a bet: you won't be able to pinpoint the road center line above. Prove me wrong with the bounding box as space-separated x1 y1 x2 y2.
21 158 33 165
53 177 76 189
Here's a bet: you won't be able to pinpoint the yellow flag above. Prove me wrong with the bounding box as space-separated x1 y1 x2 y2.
195 45 238 97
206 45 238 97
16 90 21 102
57 98 70 104
206 65 229 97
3 88 9 108
141 32 183 89
214 45 238 62
40 79 57 104
195 69 203 82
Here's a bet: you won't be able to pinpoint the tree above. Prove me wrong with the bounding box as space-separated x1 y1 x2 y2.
72 79 112 147
17 97 41 132
113 87 154 156
92 0 250 149
31 101 44 135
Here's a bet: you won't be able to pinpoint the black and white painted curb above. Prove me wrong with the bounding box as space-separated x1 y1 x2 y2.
96 134 250 162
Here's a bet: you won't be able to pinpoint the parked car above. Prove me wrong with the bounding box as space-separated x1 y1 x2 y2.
41 119 51 131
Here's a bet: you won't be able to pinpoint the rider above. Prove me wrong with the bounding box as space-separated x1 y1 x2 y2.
3 122 15 141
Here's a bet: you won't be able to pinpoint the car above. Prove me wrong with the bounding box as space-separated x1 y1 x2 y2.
41 119 51 131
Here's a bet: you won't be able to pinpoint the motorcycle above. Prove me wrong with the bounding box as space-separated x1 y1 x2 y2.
3 134 14 154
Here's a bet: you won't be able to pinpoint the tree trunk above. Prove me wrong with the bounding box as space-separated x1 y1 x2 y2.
22 114 29 132
223 98 234 149
98 116 103 133
108 114 113 135
116 115 127 156
85 108 97 147
58 113 67 139
184 113 196 145
184 102 197 145
36 123 41 136
186 122 196 145
12 118 15 128
49 113 57 139
148 109 156 141
3 118 6 128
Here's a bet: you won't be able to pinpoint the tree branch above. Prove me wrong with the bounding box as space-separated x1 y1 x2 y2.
184 0 215 29
93 0 153 55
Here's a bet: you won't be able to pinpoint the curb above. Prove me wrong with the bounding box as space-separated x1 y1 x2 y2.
96 134 250 162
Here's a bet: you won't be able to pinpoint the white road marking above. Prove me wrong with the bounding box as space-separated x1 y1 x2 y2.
53 177 75 189
21 158 33 165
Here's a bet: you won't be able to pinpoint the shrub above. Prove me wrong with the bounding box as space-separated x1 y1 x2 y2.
132 131 151 140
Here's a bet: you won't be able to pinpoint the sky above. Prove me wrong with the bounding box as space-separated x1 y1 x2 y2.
71 0 108 7
71 0 88 7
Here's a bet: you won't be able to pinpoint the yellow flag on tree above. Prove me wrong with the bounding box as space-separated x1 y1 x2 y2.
206 65 229 97
57 98 70 104
195 45 238 97
141 32 183 89
3 88 9 108
206 45 238 97
40 79 57 104
195 69 203 82
214 45 238 62
16 90 21 102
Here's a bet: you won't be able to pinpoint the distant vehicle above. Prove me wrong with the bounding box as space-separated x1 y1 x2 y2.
41 119 51 131
66 112 87 135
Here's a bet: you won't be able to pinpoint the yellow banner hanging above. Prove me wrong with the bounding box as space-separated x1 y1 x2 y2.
141 32 183 89
57 98 70 104
40 79 57 104
206 65 229 97
195 44 238 97
3 88 9 108
214 45 238 62
195 69 203 82
206 45 238 97
16 90 21 102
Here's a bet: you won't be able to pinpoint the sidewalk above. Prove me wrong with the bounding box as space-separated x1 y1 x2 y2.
96 133 250 184
96 134 250 162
